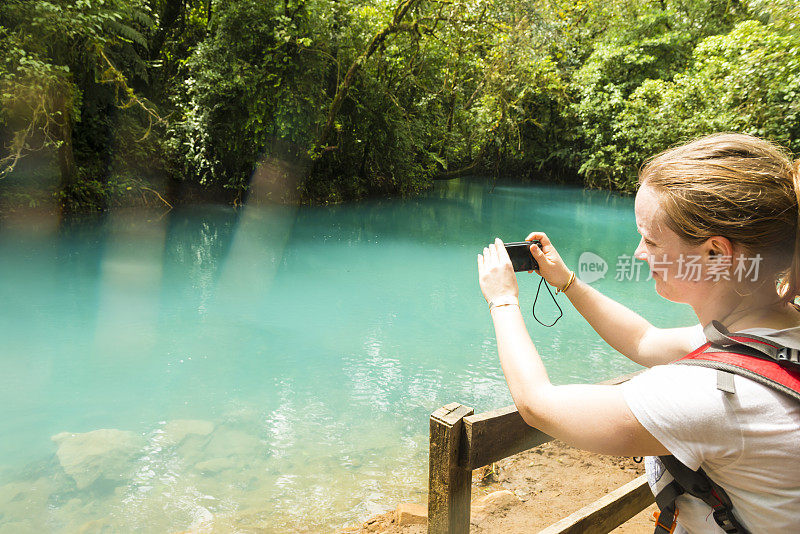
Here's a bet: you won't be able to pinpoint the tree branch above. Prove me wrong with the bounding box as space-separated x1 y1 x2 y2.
316 0 423 150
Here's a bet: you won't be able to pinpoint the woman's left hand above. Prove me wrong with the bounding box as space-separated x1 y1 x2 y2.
478 238 519 303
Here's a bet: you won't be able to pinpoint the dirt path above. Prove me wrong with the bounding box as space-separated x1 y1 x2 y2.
340 440 658 533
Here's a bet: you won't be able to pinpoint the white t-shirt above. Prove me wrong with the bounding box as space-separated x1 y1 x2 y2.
622 325 800 534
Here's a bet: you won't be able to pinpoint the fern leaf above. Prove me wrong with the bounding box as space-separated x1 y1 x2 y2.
106 19 149 51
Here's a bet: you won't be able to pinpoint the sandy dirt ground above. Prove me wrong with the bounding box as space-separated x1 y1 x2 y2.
339 440 658 534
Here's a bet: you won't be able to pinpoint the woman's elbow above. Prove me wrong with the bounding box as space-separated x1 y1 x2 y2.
516 402 538 428
514 389 556 430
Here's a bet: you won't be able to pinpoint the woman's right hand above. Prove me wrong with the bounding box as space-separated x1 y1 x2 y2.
526 231 573 288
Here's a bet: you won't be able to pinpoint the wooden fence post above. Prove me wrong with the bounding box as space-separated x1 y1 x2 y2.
428 402 474 534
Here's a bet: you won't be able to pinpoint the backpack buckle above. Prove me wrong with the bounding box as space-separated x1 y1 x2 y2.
777 347 799 364
712 508 740 533
653 508 679 533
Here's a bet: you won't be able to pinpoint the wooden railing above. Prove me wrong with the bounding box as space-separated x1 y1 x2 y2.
427 371 654 533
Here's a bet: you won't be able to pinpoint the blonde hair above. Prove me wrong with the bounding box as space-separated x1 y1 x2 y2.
639 133 800 309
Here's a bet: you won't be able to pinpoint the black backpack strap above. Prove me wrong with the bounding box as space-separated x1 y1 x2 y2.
656 455 752 534
653 479 683 533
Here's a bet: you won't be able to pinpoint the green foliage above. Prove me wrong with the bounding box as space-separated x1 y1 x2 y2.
169 0 325 190
2 0 799 209
0 0 159 211
578 17 800 190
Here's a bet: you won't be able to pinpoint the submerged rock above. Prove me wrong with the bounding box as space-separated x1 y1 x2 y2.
202 428 262 459
0 477 56 529
194 457 235 475
76 516 116 534
161 419 214 446
51 429 145 489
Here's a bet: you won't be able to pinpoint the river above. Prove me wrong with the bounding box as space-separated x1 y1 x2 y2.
0 178 696 532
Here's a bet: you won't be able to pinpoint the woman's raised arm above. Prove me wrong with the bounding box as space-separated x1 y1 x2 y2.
527 232 695 367
479 238 669 456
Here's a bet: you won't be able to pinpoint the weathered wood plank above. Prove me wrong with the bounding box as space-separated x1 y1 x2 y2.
537 475 654 534
460 405 553 470
428 403 474 534
459 370 644 470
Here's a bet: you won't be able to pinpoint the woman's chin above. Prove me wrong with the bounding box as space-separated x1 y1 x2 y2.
653 277 675 301
654 278 692 304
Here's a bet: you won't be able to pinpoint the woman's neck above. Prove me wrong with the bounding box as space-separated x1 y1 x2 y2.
718 302 800 332
692 283 800 332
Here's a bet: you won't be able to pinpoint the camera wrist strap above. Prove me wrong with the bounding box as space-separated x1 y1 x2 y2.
532 276 563 327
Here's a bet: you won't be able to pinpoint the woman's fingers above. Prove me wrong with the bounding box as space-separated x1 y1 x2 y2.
529 244 547 271
482 240 513 270
478 238 520 303
495 238 511 264
526 231 552 247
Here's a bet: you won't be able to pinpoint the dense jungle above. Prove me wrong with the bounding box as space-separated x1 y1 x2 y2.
1 0 798 211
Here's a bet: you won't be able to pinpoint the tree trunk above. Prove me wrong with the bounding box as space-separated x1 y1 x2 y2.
150 0 183 61
57 95 77 192
316 0 420 149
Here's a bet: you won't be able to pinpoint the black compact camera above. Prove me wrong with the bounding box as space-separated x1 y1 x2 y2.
504 240 542 272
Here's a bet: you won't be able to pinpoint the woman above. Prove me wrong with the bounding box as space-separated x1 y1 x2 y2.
477 133 800 533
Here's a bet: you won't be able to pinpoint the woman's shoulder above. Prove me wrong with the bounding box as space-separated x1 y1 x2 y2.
622 364 740 469
625 347 800 425
622 321 800 424
622 359 800 470
687 323 706 350
630 362 798 406
624 363 716 396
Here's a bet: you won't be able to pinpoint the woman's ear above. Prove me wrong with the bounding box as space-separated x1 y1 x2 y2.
703 236 735 259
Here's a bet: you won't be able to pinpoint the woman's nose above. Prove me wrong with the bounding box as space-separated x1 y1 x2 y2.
633 238 648 261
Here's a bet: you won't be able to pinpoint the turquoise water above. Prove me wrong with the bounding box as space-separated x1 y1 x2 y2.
0 179 696 532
